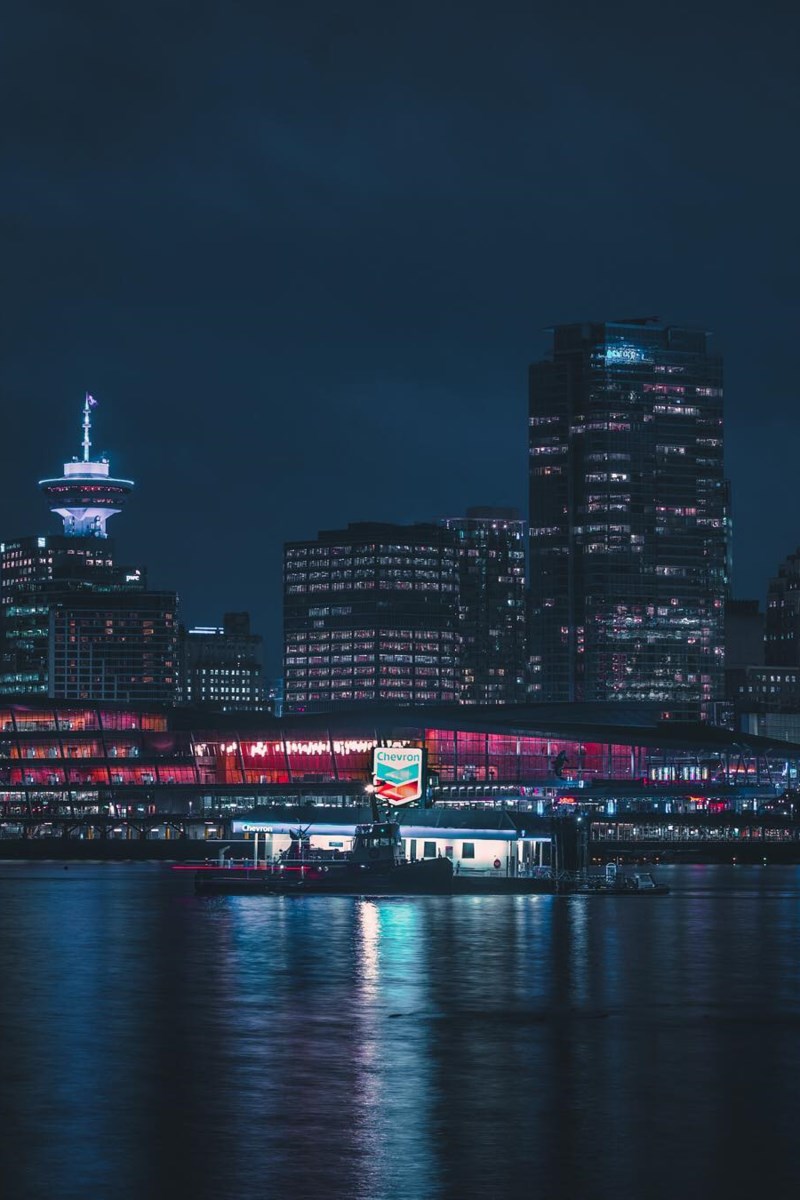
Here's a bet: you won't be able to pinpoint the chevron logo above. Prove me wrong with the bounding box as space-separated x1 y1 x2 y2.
377 763 418 785
373 748 424 806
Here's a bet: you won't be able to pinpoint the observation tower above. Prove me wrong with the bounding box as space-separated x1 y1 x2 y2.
39 395 134 537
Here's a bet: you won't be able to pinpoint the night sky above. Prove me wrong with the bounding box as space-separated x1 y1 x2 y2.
2 1 798 675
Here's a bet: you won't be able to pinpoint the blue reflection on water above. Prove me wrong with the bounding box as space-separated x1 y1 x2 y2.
1 865 800 1199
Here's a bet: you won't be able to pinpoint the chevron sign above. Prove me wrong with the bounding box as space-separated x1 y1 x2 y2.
372 747 424 805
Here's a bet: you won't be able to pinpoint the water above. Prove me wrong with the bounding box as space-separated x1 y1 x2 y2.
1 864 799 1200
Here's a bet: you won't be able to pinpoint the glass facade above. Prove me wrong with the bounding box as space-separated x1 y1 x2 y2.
0 702 789 818
529 320 728 719
440 508 527 704
0 537 175 703
284 523 460 712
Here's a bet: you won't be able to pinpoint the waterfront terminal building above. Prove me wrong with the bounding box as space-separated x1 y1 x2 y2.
1 698 796 817
2 698 798 867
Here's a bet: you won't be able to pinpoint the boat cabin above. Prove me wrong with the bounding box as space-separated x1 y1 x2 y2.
350 820 404 867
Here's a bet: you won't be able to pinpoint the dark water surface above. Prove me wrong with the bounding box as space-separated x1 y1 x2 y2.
1 864 799 1200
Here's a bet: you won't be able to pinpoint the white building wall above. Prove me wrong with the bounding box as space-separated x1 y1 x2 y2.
236 820 551 872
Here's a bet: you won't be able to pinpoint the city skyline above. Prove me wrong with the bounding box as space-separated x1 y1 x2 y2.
0 326 793 684
4 10 800 1200
3 5 799 677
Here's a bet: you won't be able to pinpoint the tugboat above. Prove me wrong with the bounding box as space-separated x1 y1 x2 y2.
193 806 453 897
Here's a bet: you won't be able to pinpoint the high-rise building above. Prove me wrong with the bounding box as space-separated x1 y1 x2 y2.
177 612 266 711
284 522 459 712
528 319 728 719
0 534 149 696
765 549 800 667
440 507 527 704
0 397 177 702
49 591 177 703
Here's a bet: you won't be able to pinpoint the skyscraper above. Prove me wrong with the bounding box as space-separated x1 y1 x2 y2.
440 507 527 704
528 319 728 719
284 522 459 712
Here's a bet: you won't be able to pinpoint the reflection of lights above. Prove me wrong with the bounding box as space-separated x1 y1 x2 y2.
568 898 589 1003
357 900 380 997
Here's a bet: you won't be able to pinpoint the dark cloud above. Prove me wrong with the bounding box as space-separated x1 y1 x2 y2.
1 0 798 673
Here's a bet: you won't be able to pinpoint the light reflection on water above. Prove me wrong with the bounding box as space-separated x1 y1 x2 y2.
1 865 800 1199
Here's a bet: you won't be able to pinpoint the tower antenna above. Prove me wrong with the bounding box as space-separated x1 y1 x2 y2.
39 393 133 538
82 393 94 463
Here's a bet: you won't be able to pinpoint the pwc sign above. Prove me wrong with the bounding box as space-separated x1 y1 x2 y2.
372 747 425 805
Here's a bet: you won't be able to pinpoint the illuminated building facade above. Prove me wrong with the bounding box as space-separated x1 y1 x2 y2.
284 523 460 712
733 554 800 742
440 507 527 704
178 612 266 711
0 700 792 820
765 549 800 666
0 398 177 702
529 319 728 719
49 592 177 703
1 534 131 693
0 535 127 603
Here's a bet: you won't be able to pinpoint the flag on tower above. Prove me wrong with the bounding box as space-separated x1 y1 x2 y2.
86 393 98 408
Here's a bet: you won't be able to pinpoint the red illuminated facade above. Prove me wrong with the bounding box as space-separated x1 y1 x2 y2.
0 701 793 820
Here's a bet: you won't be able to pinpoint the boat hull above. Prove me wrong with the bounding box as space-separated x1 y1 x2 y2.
194 857 454 896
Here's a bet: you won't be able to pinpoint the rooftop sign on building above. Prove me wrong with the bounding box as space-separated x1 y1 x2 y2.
372 747 424 805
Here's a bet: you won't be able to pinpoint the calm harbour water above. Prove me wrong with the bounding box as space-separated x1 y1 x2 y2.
1 864 799 1200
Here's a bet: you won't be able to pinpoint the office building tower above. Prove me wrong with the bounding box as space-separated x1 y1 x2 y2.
732 572 800 743
49 591 177 703
440 507 527 704
0 534 148 695
178 612 266 711
0 397 177 702
284 522 459 712
765 549 800 666
528 319 728 719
